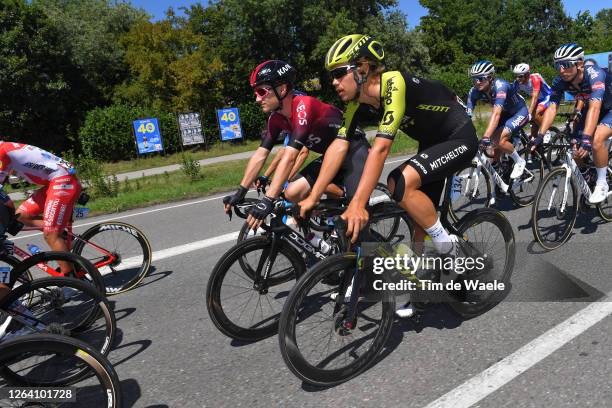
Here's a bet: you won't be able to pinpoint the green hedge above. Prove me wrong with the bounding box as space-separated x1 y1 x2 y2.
79 102 268 161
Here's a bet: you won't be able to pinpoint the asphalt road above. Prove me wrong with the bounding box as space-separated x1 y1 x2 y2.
13 153 611 407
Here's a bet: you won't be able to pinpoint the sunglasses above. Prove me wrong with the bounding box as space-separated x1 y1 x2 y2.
555 61 577 71
254 86 273 98
515 74 528 80
472 76 490 83
330 65 356 80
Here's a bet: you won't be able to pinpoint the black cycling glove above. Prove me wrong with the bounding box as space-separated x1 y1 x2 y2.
249 196 275 220
223 186 248 208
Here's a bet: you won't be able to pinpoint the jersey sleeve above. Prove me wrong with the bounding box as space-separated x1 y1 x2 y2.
259 115 280 151
549 76 565 106
376 72 406 140
530 74 541 93
586 66 606 102
466 87 477 117
493 80 508 108
337 101 361 141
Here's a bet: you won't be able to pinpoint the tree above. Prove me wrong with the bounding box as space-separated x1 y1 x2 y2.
33 0 149 103
0 0 88 151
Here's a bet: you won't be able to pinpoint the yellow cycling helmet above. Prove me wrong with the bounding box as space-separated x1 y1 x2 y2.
325 34 385 71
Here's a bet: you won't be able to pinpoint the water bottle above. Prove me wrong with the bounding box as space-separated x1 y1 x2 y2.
27 244 41 255
306 232 331 255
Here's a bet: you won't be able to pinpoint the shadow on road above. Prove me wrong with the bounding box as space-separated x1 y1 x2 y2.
110 339 153 367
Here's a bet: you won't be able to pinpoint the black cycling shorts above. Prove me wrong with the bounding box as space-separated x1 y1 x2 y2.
397 120 478 205
296 137 370 199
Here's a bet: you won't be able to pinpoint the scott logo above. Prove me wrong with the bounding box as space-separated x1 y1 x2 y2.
382 111 395 126
416 104 449 112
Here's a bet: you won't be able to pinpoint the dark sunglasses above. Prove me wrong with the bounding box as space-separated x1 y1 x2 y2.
254 87 273 98
555 61 577 71
472 75 490 83
515 74 528 80
330 65 356 80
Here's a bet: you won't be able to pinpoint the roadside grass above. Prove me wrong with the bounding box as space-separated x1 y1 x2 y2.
101 139 261 175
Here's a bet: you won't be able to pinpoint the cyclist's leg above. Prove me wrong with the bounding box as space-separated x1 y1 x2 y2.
285 156 345 201
532 101 548 139
41 176 81 273
590 111 612 202
499 106 529 178
340 137 370 200
388 121 478 254
15 186 46 228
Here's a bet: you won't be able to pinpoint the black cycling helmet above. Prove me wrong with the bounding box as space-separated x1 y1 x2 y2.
249 60 296 89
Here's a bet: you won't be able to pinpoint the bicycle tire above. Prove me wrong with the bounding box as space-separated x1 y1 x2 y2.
509 137 544 207
9 252 105 295
72 221 152 296
278 252 395 386
206 236 305 341
531 167 578 250
0 276 116 358
0 255 33 306
448 161 492 223
448 208 515 318
0 333 122 407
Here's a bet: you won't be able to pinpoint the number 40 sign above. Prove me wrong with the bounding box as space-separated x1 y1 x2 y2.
132 118 164 155
217 108 243 141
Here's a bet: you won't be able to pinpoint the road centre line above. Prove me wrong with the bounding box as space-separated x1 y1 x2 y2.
423 295 612 408
13 155 410 241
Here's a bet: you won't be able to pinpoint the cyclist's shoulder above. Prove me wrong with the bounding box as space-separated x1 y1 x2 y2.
550 75 566 90
493 78 510 90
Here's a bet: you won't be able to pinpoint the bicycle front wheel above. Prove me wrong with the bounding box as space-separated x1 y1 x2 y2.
72 222 152 295
448 162 492 223
206 236 305 341
0 334 122 407
509 141 544 206
278 253 395 386
531 167 578 250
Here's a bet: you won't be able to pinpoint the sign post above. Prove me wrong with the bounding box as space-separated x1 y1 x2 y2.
132 118 164 156
216 108 244 145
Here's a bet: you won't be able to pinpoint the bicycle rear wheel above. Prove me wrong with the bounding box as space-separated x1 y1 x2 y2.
0 334 122 407
206 236 305 341
0 276 116 358
278 253 395 386
72 222 152 295
531 167 578 250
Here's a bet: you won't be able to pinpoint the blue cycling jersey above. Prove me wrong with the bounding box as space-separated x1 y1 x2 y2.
466 78 526 117
550 65 612 112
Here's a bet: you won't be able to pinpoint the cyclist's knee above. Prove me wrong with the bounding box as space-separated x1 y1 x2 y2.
285 180 309 202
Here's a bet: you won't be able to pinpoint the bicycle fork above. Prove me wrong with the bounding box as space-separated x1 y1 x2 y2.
252 233 280 294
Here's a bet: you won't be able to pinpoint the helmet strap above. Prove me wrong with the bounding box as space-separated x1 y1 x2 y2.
352 65 370 99
272 84 290 111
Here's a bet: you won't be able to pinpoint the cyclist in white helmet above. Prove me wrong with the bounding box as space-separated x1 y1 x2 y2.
466 60 529 179
532 43 612 203
513 63 553 141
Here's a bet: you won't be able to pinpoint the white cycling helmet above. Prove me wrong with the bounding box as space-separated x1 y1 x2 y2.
469 60 495 77
553 43 584 62
513 63 530 75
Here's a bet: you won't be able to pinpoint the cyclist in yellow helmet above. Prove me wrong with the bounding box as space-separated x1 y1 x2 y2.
299 34 478 317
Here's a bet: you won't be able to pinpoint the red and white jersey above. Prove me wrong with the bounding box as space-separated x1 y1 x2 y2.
0 142 75 185
515 73 552 102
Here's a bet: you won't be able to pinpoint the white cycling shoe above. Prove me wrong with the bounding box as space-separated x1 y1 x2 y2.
395 303 415 318
510 159 526 179
589 183 609 204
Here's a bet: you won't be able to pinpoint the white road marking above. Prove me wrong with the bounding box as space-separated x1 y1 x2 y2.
13 154 411 241
424 295 612 408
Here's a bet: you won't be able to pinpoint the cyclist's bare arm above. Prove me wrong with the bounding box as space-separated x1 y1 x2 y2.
240 147 272 188
288 146 309 180
529 90 540 117
265 146 300 198
483 105 503 138
263 147 284 179
583 100 602 138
